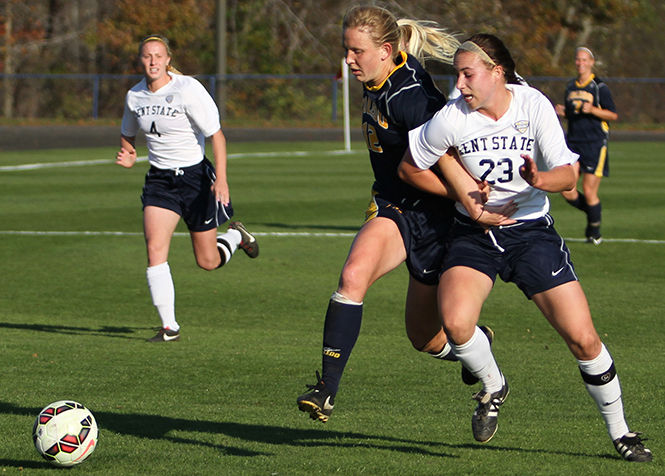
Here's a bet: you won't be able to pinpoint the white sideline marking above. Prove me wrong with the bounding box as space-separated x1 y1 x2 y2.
0 230 662 244
0 149 354 172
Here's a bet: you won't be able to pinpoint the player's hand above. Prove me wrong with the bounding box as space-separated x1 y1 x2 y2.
555 104 565 116
474 200 518 227
519 154 543 189
477 180 491 203
211 178 230 206
115 147 137 168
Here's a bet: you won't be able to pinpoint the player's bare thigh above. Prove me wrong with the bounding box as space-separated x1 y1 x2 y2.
144 206 180 266
531 281 602 360
338 216 406 302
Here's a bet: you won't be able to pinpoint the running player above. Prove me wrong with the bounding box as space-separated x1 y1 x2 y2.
297 6 511 424
400 33 651 462
116 34 259 342
555 47 618 244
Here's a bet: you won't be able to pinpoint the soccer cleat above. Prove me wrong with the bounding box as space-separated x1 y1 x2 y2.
229 221 259 258
585 224 602 245
471 375 509 443
297 371 334 423
148 327 180 342
613 432 652 462
461 325 495 385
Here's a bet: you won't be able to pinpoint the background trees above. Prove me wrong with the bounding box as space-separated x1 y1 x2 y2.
1 0 663 123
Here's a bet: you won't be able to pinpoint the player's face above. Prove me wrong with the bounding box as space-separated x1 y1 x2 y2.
575 50 594 77
140 41 171 86
343 27 392 87
454 51 500 112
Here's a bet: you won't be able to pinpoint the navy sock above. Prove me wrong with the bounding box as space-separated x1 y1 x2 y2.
566 191 588 212
321 297 362 396
586 202 602 225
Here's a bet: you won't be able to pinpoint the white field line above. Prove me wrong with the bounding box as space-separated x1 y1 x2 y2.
0 230 663 244
0 149 354 172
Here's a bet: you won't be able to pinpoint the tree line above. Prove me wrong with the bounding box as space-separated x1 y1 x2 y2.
1 0 664 123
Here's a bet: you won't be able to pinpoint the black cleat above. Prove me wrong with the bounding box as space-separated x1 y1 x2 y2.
471 375 509 443
148 327 180 342
461 325 495 385
297 371 334 423
229 221 259 258
613 432 652 462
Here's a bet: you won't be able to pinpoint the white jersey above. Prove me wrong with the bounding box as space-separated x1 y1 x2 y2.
409 84 578 220
121 74 221 169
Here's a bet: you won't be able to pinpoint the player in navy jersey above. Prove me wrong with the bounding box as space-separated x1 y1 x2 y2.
401 33 650 461
297 6 512 424
555 47 618 244
116 35 259 342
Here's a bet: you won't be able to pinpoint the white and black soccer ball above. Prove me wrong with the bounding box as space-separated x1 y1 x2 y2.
32 400 98 467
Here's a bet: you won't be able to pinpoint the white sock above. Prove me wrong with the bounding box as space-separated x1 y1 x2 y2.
430 343 457 361
146 262 179 331
578 343 630 440
451 326 503 393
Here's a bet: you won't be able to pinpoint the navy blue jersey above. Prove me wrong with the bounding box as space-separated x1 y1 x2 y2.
362 52 449 206
562 74 616 144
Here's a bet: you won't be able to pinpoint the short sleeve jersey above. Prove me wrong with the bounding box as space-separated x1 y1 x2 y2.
121 74 221 169
409 84 578 220
363 52 448 204
562 74 616 144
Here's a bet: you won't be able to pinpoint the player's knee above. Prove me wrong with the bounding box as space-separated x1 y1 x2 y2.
195 255 221 271
338 265 370 299
567 330 602 360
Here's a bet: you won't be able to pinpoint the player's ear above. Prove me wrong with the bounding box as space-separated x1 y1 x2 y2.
380 42 392 61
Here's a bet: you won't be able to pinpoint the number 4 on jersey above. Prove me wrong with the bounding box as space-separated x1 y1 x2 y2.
149 121 161 137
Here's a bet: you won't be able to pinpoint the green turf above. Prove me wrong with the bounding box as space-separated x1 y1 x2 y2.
0 141 663 474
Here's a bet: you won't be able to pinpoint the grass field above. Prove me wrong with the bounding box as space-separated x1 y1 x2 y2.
0 140 663 475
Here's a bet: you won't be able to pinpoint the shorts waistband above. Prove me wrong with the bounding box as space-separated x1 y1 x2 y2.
150 159 205 176
453 211 553 229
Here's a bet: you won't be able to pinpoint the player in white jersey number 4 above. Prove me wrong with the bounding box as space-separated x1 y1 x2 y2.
116 35 258 342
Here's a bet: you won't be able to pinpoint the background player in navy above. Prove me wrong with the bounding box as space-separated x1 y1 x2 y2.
555 47 618 244
297 6 510 423
116 35 258 342
402 33 650 462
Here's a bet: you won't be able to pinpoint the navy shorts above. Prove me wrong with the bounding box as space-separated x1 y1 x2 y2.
365 193 454 285
568 139 609 177
442 213 578 298
141 159 233 232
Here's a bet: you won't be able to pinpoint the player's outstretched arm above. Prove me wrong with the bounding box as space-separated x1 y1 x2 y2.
519 154 576 192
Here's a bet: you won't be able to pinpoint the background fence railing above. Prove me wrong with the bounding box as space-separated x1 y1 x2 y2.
1 73 663 125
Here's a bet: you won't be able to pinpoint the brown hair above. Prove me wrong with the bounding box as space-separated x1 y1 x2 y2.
459 33 520 84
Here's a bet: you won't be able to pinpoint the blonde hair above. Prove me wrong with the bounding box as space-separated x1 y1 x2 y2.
397 19 459 66
138 34 182 75
343 6 458 66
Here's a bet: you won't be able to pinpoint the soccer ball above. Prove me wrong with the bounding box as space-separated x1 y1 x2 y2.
32 400 98 467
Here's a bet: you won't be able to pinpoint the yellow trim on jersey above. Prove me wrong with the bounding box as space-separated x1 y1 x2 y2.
595 145 607 177
364 189 380 223
365 51 408 92
575 73 595 89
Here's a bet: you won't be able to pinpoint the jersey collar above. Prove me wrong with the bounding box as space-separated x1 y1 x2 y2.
365 51 408 92
575 73 595 88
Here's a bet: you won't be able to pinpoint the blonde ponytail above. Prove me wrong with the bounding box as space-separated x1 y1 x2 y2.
397 19 460 66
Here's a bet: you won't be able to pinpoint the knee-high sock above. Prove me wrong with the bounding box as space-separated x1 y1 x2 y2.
321 292 362 396
146 262 178 331
586 202 602 226
429 343 458 361
451 326 503 393
216 229 241 267
566 191 588 212
578 343 630 440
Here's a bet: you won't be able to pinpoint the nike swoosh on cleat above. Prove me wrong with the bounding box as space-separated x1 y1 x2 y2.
323 396 334 411
551 267 565 276
162 333 179 341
